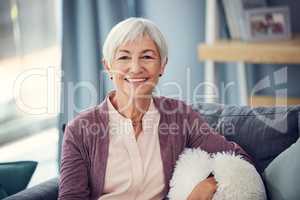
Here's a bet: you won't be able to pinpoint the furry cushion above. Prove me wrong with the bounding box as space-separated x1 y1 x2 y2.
168 148 266 200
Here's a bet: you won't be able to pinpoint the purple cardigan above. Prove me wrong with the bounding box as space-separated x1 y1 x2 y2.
58 95 253 200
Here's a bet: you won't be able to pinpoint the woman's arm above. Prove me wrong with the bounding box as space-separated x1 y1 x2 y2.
58 125 90 200
186 107 253 164
184 107 255 200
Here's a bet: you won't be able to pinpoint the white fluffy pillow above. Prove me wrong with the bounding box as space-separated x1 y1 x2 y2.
168 148 267 200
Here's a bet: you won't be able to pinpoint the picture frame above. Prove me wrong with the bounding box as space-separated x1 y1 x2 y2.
243 6 291 41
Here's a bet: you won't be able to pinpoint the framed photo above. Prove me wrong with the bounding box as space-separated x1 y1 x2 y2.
243 6 291 41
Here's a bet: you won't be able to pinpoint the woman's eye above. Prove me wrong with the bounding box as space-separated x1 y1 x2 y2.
142 55 153 59
118 56 130 60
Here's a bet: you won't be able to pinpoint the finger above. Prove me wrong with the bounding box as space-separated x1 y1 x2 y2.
207 177 217 184
207 177 218 192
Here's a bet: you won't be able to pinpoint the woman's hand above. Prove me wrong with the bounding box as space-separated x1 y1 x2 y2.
187 177 217 200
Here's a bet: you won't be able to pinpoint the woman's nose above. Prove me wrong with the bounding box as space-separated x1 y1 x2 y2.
129 57 141 73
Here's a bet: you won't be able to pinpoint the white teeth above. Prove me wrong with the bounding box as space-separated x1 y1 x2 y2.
126 78 147 82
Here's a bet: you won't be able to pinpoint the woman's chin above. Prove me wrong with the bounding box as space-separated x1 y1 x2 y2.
122 80 156 96
122 87 154 98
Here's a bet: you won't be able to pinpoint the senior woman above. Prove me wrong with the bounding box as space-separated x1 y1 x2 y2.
58 17 253 200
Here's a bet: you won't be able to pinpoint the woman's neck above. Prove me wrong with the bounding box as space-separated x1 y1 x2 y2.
110 91 152 122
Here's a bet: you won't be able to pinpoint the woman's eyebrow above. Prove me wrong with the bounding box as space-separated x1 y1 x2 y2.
141 49 157 54
117 49 130 53
117 49 157 54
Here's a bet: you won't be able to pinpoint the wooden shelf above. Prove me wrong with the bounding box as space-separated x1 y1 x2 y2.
249 96 300 106
198 35 300 64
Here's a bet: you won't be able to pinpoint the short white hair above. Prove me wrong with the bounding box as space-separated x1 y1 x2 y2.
102 17 168 66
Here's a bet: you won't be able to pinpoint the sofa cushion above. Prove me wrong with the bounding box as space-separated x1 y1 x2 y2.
0 184 8 199
217 105 300 173
0 161 37 196
4 178 58 200
263 137 300 200
193 103 224 129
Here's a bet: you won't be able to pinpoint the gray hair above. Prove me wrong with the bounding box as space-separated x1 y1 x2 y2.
102 17 168 66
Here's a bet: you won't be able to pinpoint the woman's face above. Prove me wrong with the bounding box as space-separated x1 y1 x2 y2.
105 35 165 98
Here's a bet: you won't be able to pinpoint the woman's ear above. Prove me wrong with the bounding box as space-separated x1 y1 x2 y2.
164 57 168 65
160 57 168 75
102 59 112 76
102 59 109 71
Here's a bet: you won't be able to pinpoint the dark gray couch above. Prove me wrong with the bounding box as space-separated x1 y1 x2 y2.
5 103 300 200
4 178 58 200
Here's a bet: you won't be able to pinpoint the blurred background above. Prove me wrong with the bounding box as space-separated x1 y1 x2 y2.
0 0 299 188
0 0 60 187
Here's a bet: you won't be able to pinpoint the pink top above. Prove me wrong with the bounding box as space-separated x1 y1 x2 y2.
99 97 165 200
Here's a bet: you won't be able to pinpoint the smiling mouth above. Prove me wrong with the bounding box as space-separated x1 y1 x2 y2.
124 78 149 83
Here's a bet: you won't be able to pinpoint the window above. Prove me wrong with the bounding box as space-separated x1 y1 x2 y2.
0 0 61 186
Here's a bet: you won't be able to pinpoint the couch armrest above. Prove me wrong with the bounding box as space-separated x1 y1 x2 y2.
4 178 58 200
